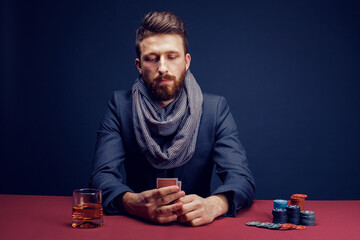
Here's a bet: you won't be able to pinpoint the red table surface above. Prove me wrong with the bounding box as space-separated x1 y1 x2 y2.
0 194 359 240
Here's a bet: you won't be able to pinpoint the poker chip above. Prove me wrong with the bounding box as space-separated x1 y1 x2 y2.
292 194 308 198
268 223 282 229
279 223 293 230
245 221 304 231
246 222 282 230
245 194 315 231
290 194 307 211
278 223 305 230
286 205 300 225
300 210 315 226
246 221 261 227
274 199 288 210
258 222 272 228
296 225 306 230
272 208 288 224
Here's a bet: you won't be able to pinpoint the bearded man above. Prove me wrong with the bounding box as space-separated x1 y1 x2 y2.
90 11 255 227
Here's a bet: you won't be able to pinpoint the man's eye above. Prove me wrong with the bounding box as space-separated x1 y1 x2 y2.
168 55 177 60
145 57 158 62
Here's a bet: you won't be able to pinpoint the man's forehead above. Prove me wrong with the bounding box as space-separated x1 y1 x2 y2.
140 34 185 56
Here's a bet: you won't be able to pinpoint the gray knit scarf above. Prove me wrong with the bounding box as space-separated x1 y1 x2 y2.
132 70 203 169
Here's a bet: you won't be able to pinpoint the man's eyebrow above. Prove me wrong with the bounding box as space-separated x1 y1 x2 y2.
144 50 181 56
166 51 180 55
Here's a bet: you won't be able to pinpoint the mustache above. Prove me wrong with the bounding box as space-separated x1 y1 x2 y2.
153 74 176 82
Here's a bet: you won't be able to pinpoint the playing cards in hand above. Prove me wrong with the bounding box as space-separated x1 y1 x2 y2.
156 178 181 190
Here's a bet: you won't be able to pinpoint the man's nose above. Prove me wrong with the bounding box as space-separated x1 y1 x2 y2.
158 56 168 74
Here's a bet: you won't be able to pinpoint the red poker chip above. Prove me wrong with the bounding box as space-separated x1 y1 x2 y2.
291 199 304 202
290 194 307 211
291 194 308 198
279 223 307 231
290 197 304 200
279 224 293 230
296 225 306 230
290 224 297 229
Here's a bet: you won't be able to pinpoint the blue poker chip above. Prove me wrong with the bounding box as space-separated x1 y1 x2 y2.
274 199 288 210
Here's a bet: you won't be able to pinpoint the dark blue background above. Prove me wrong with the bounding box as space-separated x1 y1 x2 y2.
1 0 359 200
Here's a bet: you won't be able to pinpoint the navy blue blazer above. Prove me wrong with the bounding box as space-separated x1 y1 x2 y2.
90 90 255 216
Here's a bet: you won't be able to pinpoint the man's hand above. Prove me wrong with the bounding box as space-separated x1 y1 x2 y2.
176 194 229 226
121 186 185 224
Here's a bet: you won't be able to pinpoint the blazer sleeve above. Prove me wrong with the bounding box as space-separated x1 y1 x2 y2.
89 92 133 214
211 96 256 217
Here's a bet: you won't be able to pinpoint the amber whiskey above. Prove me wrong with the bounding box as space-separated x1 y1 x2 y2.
72 203 103 228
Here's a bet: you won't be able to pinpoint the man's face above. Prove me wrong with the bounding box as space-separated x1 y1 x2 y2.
135 34 191 102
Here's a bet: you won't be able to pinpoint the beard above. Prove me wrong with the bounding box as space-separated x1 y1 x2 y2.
144 70 186 102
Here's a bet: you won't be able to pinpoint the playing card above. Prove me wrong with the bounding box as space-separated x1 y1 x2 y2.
156 178 181 190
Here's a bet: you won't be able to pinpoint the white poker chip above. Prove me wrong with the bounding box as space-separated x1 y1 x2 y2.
246 221 261 227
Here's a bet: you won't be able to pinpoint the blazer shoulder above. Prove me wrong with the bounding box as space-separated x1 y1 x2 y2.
110 90 133 107
202 92 227 110
113 90 132 101
203 92 226 101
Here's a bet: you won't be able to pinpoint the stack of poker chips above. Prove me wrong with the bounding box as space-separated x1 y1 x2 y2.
272 209 288 224
286 205 301 225
269 195 316 228
246 194 316 231
300 211 316 226
273 199 288 210
272 199 288 224
290 194 308 210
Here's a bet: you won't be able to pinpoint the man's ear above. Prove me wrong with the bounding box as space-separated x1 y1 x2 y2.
135 58 142 73
185 53 191 70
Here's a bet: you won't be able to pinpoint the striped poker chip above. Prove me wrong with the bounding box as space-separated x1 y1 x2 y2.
296 225 307 230
268 223 282 229
290 194 307 211
301 210 315 216
274 199 288 210
246 221 261 227
272 208 288 224
257 223 267 228
292 194 308 198
258 222 273 228
279 223 294 230
246 221 304 230
300 210 316 226
286 205 301 225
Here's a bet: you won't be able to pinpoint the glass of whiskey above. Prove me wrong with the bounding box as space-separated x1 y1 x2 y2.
72 188 103 228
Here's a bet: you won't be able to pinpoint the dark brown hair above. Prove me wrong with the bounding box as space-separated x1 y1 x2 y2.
135 11 188 58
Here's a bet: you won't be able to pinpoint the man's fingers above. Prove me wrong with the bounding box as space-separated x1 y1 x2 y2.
142 186 180 202
176 195 198 215
141 186 184 207
156 213 178 224
177 207 202 223
187 217 211 227
152 185 180 198
156 191 185 206
156 202 183 215
176 194 216 226
178 194 196 204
